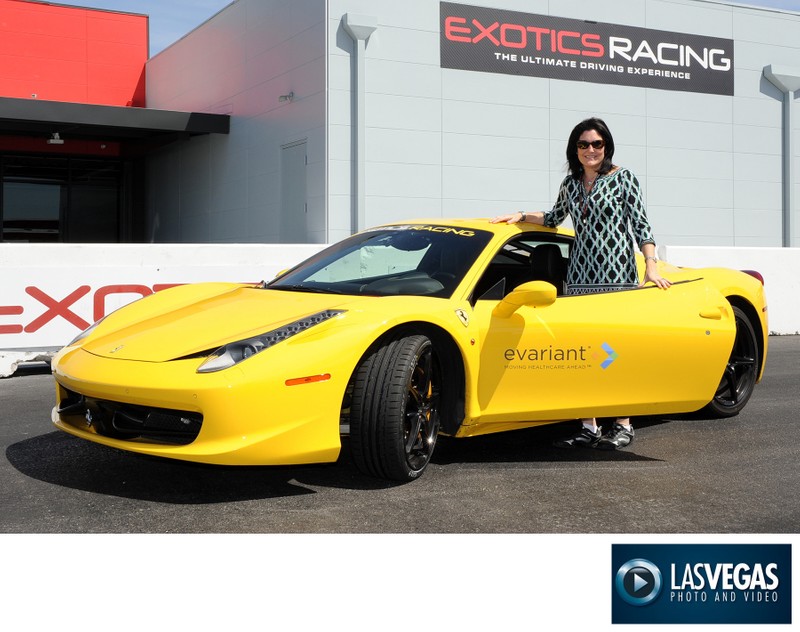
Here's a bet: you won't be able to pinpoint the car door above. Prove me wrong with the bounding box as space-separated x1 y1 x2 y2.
472 275 737 424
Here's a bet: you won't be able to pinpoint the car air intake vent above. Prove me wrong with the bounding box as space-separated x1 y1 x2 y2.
58 389 202 445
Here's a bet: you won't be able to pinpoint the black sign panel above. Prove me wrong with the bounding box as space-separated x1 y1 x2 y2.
440 2 734 96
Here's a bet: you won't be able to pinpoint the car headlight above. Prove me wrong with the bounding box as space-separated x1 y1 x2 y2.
196 309 345 373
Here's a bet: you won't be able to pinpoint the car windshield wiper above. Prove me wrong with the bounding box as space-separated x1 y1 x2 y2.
268 284 342 294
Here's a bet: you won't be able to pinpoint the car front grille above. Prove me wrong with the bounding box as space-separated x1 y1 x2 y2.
58 388 202 445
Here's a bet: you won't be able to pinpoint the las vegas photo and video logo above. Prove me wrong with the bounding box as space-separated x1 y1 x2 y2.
612 544 792 624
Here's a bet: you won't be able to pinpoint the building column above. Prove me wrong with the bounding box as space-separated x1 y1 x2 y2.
342 13 377 234
763 65 800 248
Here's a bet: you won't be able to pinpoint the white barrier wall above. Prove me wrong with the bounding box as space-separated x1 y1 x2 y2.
1 243 796 376
0 243 326 377
659 245 800 336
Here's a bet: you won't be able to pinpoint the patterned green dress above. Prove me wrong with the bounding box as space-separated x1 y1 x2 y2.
543 167 655 296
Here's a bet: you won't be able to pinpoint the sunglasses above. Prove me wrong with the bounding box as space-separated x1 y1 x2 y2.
576 140 605 150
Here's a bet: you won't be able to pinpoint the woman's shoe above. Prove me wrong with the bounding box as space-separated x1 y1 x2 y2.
596 423 634 450
553 426 602 448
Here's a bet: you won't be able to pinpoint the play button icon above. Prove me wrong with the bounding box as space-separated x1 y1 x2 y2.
616 559 663 606
632 571 650 593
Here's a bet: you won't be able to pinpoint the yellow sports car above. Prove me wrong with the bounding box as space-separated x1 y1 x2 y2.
52 220 768 481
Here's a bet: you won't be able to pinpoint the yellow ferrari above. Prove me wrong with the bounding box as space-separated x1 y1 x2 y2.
52 220 768 481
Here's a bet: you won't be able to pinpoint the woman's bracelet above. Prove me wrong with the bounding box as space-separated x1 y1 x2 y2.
519 212 526 222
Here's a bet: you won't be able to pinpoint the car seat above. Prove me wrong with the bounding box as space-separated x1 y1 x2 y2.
529 244 567 295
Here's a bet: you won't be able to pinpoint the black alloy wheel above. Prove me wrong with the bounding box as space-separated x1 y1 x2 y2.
702 306 759 418
349 333 441 481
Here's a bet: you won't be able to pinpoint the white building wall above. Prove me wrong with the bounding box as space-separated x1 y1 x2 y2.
328 0 446 242
141 0 799 249
327 0 799 246
144 0 328 243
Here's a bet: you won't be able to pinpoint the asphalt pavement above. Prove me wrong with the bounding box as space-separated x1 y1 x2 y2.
1 336 798 534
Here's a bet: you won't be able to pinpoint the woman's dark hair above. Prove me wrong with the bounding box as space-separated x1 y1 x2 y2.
566 117 615 179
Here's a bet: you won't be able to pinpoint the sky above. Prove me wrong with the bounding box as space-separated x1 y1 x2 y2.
54 0 800 56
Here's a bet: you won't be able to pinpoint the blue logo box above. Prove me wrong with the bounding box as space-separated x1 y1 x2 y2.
612 544 791 624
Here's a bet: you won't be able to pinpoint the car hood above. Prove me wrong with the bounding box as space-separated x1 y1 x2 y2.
81 285 356 362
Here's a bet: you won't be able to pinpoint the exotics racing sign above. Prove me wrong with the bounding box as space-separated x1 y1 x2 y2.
440 2 734 95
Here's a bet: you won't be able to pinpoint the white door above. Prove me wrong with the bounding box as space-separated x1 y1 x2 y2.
280 140 307 242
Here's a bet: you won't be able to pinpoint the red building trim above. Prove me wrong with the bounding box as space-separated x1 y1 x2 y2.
0 0 148 107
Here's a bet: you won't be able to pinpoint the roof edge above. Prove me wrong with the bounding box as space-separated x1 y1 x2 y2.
0 96 230 136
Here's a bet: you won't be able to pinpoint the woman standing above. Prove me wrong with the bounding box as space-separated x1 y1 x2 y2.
491 117 670 450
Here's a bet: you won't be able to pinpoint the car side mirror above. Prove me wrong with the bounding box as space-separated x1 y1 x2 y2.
493 281 557 318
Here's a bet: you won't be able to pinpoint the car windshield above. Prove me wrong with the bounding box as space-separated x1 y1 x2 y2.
268 225 493 297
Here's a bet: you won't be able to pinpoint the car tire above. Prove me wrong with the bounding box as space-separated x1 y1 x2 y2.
349 333 441 482
702 306 759 418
